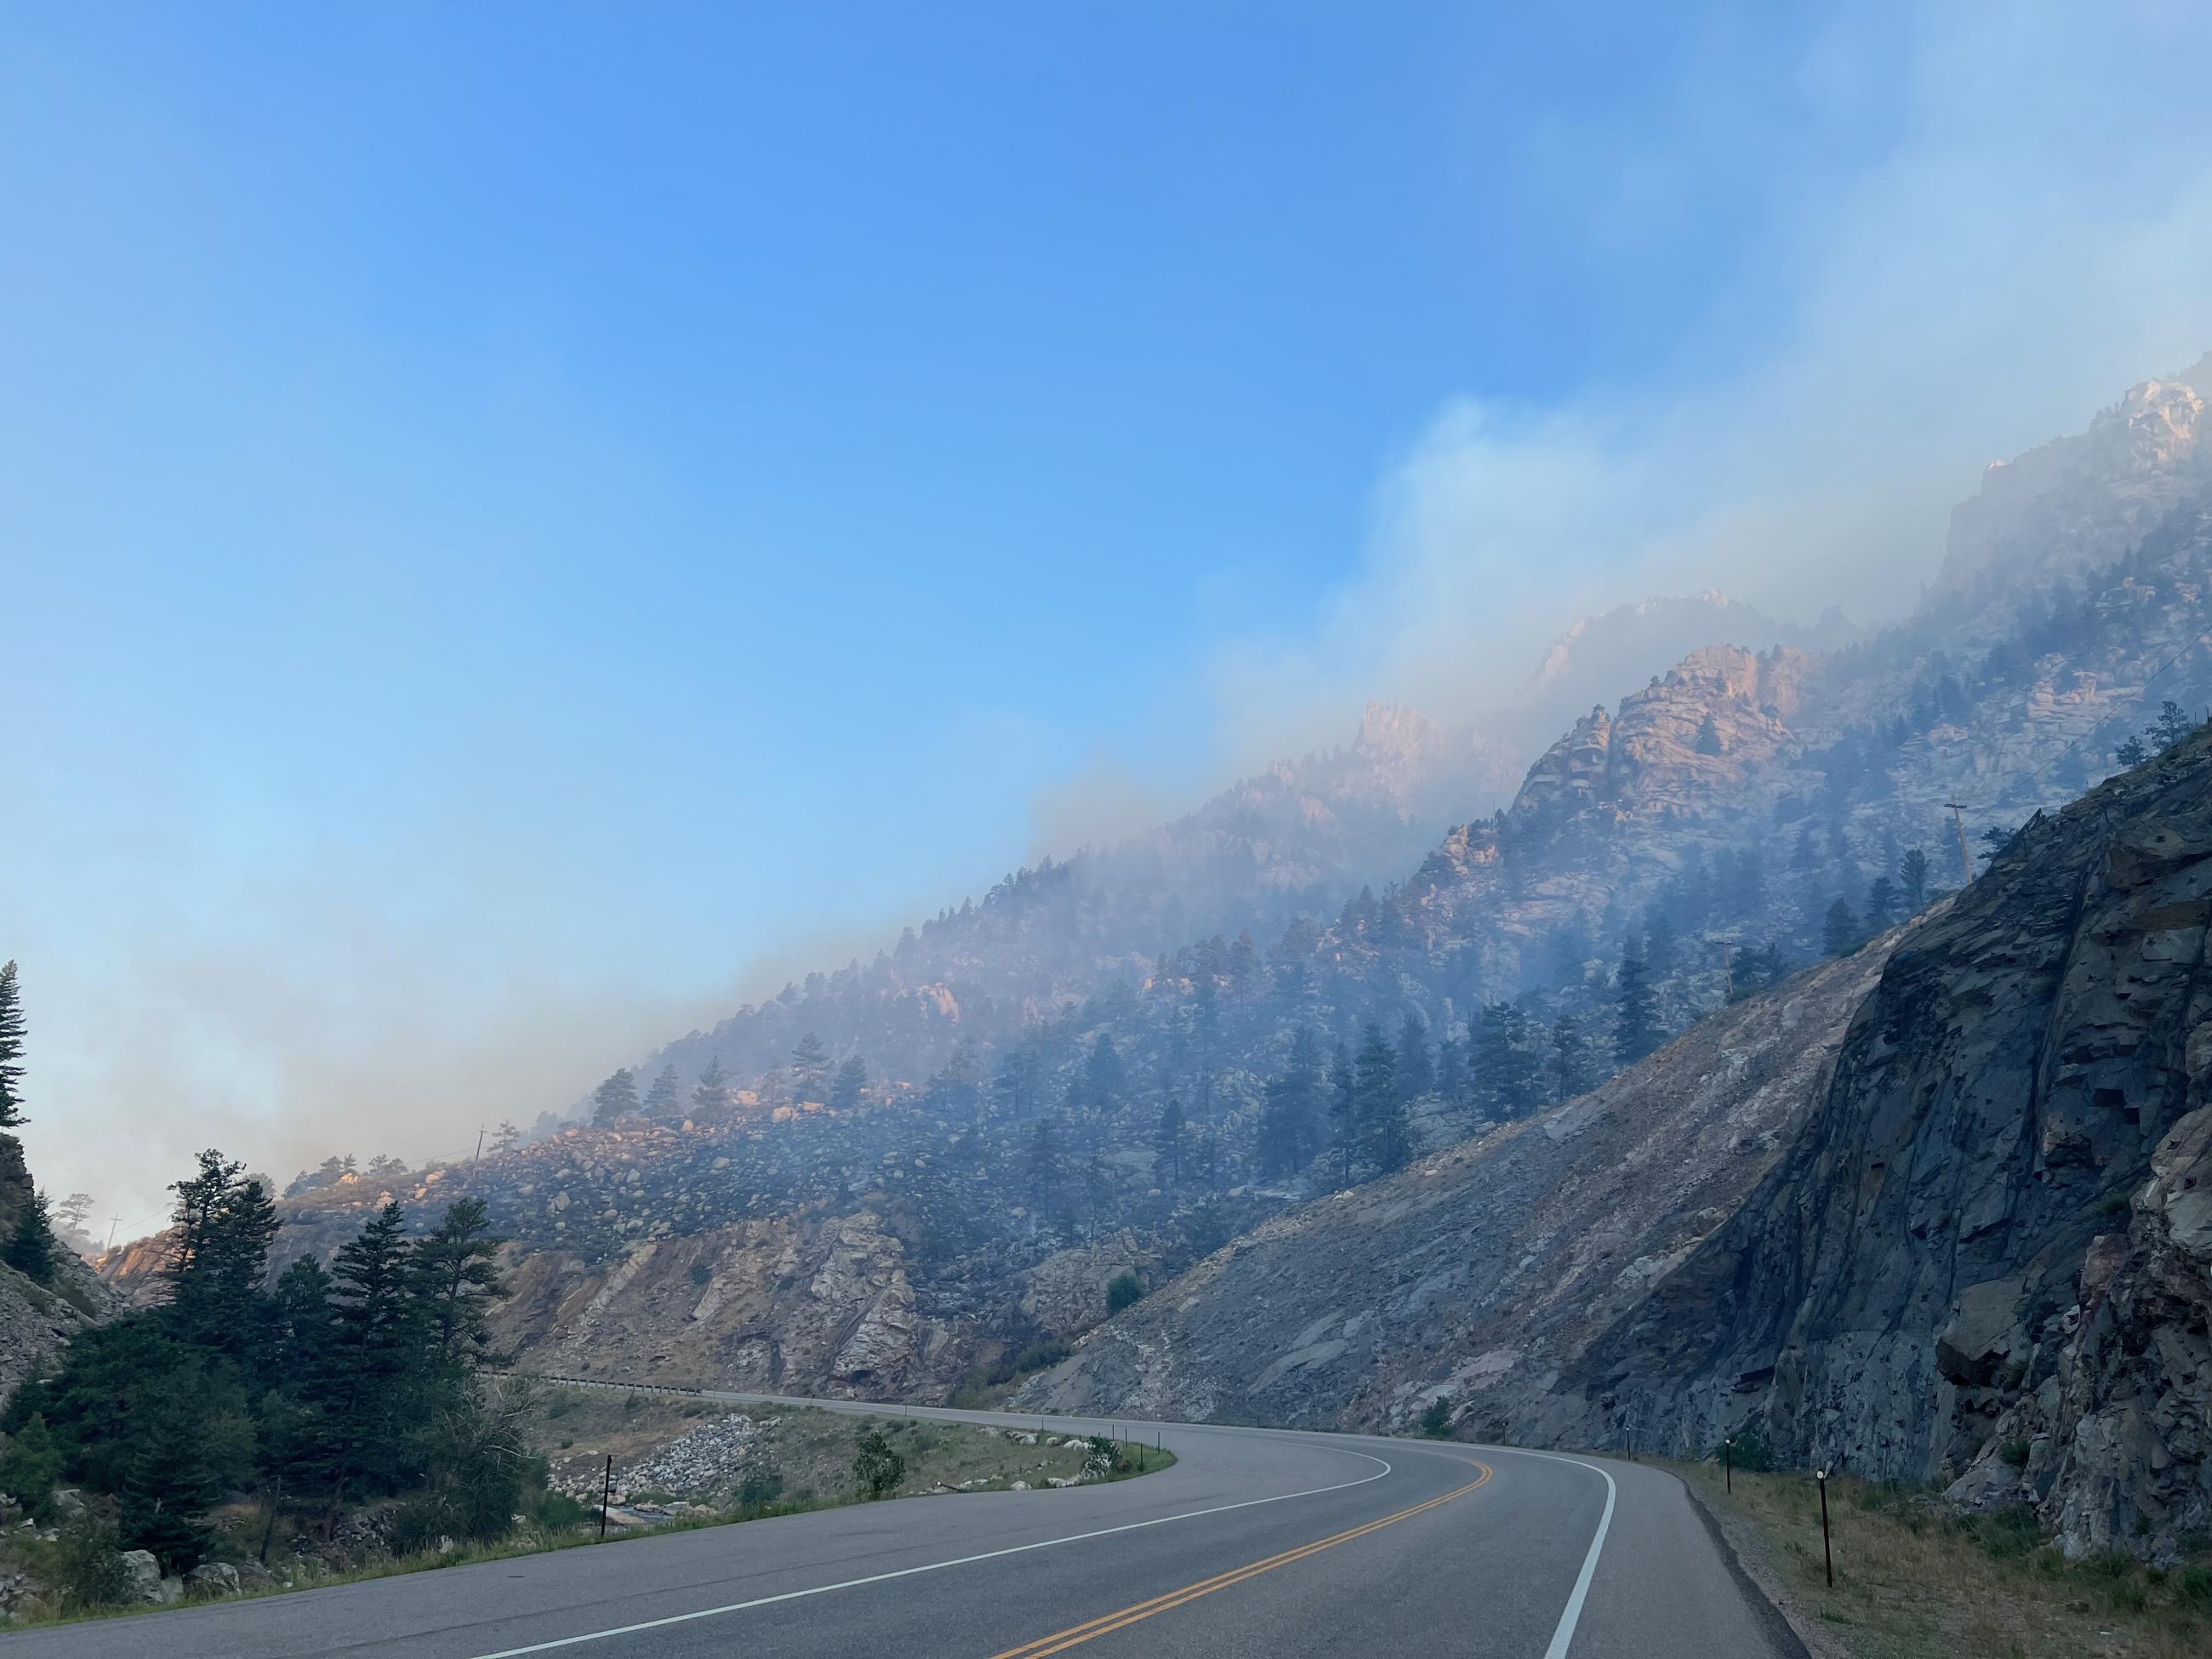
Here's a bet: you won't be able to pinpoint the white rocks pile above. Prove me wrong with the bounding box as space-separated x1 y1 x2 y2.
610 1412 762 1499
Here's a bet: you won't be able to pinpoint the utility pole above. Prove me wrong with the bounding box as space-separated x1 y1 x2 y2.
473 1126 486 1165
104 1217 120 1254
1943 801 1974 887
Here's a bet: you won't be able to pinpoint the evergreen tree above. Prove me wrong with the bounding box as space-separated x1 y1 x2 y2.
1327 1040 1358 1188
0 961 25 1127
1028 1119 1066 1217
1821 897 1861 957
1153 1098 1187 1186
3 1189 58 1283
410 1198 507 1367
1977 824 2018 867
1863 874 1897 933
326 1202 421 1503
2116 733 2149 767
1354 1023 1409 1172
830 1054 869 1110
642 1064 681 1119
1435 1034 1468 1106
489 1120 521 1155
790 1033 831 1103
162 1151 278 1354
1395 1012 1434 1102
1254 1028 1323 1177
1083 1034 1126 1112
591 1068 639 1126
1474 1002 1544 1119
1898 846 1931 913
1613 944 1662 1067
693 1057 731 1118
2152 698 2196 752
1695 713 1724 755
1550 1015 1596 1102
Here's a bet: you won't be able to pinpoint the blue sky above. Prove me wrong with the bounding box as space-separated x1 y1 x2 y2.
9 3 2212 1222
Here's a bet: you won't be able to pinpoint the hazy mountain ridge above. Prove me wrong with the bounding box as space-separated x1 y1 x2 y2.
241 361 2212 1474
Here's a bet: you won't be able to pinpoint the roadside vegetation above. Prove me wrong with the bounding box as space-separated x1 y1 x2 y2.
1675 1459 2212 1659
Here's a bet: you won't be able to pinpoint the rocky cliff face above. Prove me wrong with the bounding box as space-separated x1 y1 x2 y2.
1560 726 2212 1558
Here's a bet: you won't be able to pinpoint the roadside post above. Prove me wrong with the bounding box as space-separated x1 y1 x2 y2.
1816 1468 1833 1588
1724 1435 1732 1494
600 1456 613 1542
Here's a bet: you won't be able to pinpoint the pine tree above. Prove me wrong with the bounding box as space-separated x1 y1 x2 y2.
410 1198 507 1368
1899 846 1930 913
693 1058 731 1119
1254 1028 1322 1177
1355 1023 1408 1172
326 1202 420 1502
790 1033 831 1103
1083 1034 1126 1113
1613 944 1662 1067
1550 1015 1595 1102
1474 1002 1544 1119
643 1064 681 1119
0 961 26 1128
490 1120 520 1154
1695 713 1724 755
1153 1098 1187 1186
2151 698 2195 753
1327 1040 1358 1188
1821 897 1861 957
1435 1034 1467 1106
3 1189 58 1283
2116 733 2149 768
1863 875 1897 933
1395 1013 1434 1102
163 1151 279 1354
830 1054 868 1110
591 1068 639 1126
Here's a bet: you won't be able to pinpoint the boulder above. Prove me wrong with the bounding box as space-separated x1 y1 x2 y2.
185 1561 240 1598
118 1549 162 1604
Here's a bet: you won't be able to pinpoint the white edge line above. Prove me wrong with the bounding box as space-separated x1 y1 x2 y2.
466 1448 1394 1658
1491 1448 1616 1659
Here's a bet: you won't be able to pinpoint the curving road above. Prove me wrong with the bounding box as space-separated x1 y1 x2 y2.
3 1393 1802 1658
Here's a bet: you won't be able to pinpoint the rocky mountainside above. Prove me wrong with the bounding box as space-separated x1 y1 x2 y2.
233 358 2212 1479
1014 929 1904 1429
1029 727 2212 1559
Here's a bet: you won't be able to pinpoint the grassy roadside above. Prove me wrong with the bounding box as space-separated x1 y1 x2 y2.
1668 1459 2212 1659
6 1398 1172 1632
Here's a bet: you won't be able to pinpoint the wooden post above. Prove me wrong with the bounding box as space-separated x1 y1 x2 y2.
1817 1469 1833 1588
599 1456 613 1542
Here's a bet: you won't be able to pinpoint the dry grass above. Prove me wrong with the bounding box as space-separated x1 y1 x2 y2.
1671 1460 2212 1659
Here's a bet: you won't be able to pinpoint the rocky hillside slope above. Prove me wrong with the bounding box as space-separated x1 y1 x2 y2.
1013 929 1902 1430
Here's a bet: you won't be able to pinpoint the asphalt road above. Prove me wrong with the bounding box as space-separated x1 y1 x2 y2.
3 1392 1802 1658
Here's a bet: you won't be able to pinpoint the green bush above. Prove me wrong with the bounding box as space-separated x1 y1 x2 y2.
1106 1272 1144 1314
0 1412 64 1521
737 1459 784 1512
1418 1396 1454 1439
49 1514 133 1611
1998 1438 2031 1468
852 1425 904 1501
1718 1424 1775 1473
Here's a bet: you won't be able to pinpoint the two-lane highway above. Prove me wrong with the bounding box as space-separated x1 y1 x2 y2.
1 1395 1802 1657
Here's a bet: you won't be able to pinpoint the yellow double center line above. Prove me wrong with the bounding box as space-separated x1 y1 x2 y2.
989 1458 1494 1657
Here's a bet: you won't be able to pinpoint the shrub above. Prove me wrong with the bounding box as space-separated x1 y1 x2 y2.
49 1514 133 1611
737 1459 784 1512
0 1412 63 1521
852 1426 904 1501
1999 1439 2031 1468
1717 1424 1775 1473
1105 1272 1144 1314
1418 1396 1454 1440
688 1263 712 1286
